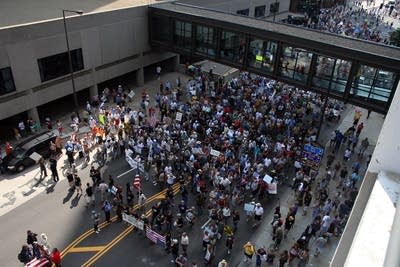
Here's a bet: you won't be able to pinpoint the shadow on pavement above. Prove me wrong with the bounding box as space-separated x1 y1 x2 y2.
63 190 74 204
70 194 82 209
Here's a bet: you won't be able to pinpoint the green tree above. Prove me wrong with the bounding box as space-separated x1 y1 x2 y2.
389 28 400 47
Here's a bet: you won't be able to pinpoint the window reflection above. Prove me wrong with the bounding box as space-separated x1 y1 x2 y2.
152 16 171 43
312 55 351 93
280 46 312 82
174 21 192 50
220 31 245 64
195 25 216 56
247 38 277 72
0 67 16 95
351 65 395 102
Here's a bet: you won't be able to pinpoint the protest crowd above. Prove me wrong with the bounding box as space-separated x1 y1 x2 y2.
300 3 398 44
15 62 369 266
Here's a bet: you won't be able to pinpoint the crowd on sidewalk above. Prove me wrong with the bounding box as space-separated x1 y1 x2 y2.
298 3 397 44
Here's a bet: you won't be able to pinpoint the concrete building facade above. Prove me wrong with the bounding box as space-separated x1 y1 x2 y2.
0 4 178 133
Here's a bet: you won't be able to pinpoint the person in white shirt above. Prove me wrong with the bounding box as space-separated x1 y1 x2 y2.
320 213 331 234
253 203 264 226
180 232 189 256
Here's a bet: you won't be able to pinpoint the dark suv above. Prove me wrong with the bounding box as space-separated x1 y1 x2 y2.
5 131 57 172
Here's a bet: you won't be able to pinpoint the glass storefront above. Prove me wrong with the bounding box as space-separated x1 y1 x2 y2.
174 20 192 50
195 25 216 56
247 38 277 73
351 64 396 103
220 31 246 64
280 46 312 82
312 55 351 93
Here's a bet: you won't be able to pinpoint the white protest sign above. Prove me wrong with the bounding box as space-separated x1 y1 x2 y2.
210 149 221 157
268 182 278 194
244 203 255 212
263 174 273 184
176 112 183 122
122 213 144 230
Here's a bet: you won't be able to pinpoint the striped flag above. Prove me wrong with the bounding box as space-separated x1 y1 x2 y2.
145 227 166 247
133 174 141 190
25 257 50 267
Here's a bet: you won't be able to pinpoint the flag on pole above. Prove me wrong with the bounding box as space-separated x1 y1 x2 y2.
145 227 166 247
133 174 141 190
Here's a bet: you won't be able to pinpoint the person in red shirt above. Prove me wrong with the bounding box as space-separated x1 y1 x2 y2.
5 142 12 156
50 248 61 267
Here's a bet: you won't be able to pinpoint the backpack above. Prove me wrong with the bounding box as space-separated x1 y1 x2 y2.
17 252 24 263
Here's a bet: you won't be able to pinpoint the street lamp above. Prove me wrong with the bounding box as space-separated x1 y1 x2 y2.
62 9 83 120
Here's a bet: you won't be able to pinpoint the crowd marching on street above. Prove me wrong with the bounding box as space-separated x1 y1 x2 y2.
11 57 374 267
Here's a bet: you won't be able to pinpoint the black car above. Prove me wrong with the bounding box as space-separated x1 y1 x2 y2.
5 131 57 172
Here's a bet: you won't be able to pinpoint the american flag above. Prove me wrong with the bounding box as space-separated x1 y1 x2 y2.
25 257 50 267
133 175 141 190
145 227 166 247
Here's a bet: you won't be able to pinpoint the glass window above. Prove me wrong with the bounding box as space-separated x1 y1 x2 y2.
332 59 351 93
220 31 246 64
195 25 216 56
38 49 84 82
236 9 249 16
254 5 266 17
351 65 395 103
173 20 192 50
280 46 312 82
247 38 277 73
0 67 16 95
312 55 351 94
151 16 171 43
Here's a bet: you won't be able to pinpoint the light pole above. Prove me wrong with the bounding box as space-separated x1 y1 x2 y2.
62 9 83 119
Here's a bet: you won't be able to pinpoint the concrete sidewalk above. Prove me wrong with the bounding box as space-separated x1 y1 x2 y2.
0 71 190 217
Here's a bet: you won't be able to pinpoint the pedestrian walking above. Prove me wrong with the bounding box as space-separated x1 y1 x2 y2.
50 248 61 267
74 175 83 195
218 259 228 267
38 157 47 178
156 65 162 80
171 239 179 263
253 203 264 227
92 210 101 233
49 158 59 182
56 120 63 136
243 241 255 263
102 200 112 222
180 232 189 256
225 234 234 255
85 183 95 207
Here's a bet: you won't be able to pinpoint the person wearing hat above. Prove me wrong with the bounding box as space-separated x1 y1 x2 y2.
91 210 100 234
218 259 228 267
243 241 255 262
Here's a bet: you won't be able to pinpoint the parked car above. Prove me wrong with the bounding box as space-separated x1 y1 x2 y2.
5 131 57 172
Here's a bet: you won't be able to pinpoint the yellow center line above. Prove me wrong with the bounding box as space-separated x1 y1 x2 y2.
81 226 134 267
80 187 181 266
68 246 107 253
61 183 179 257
